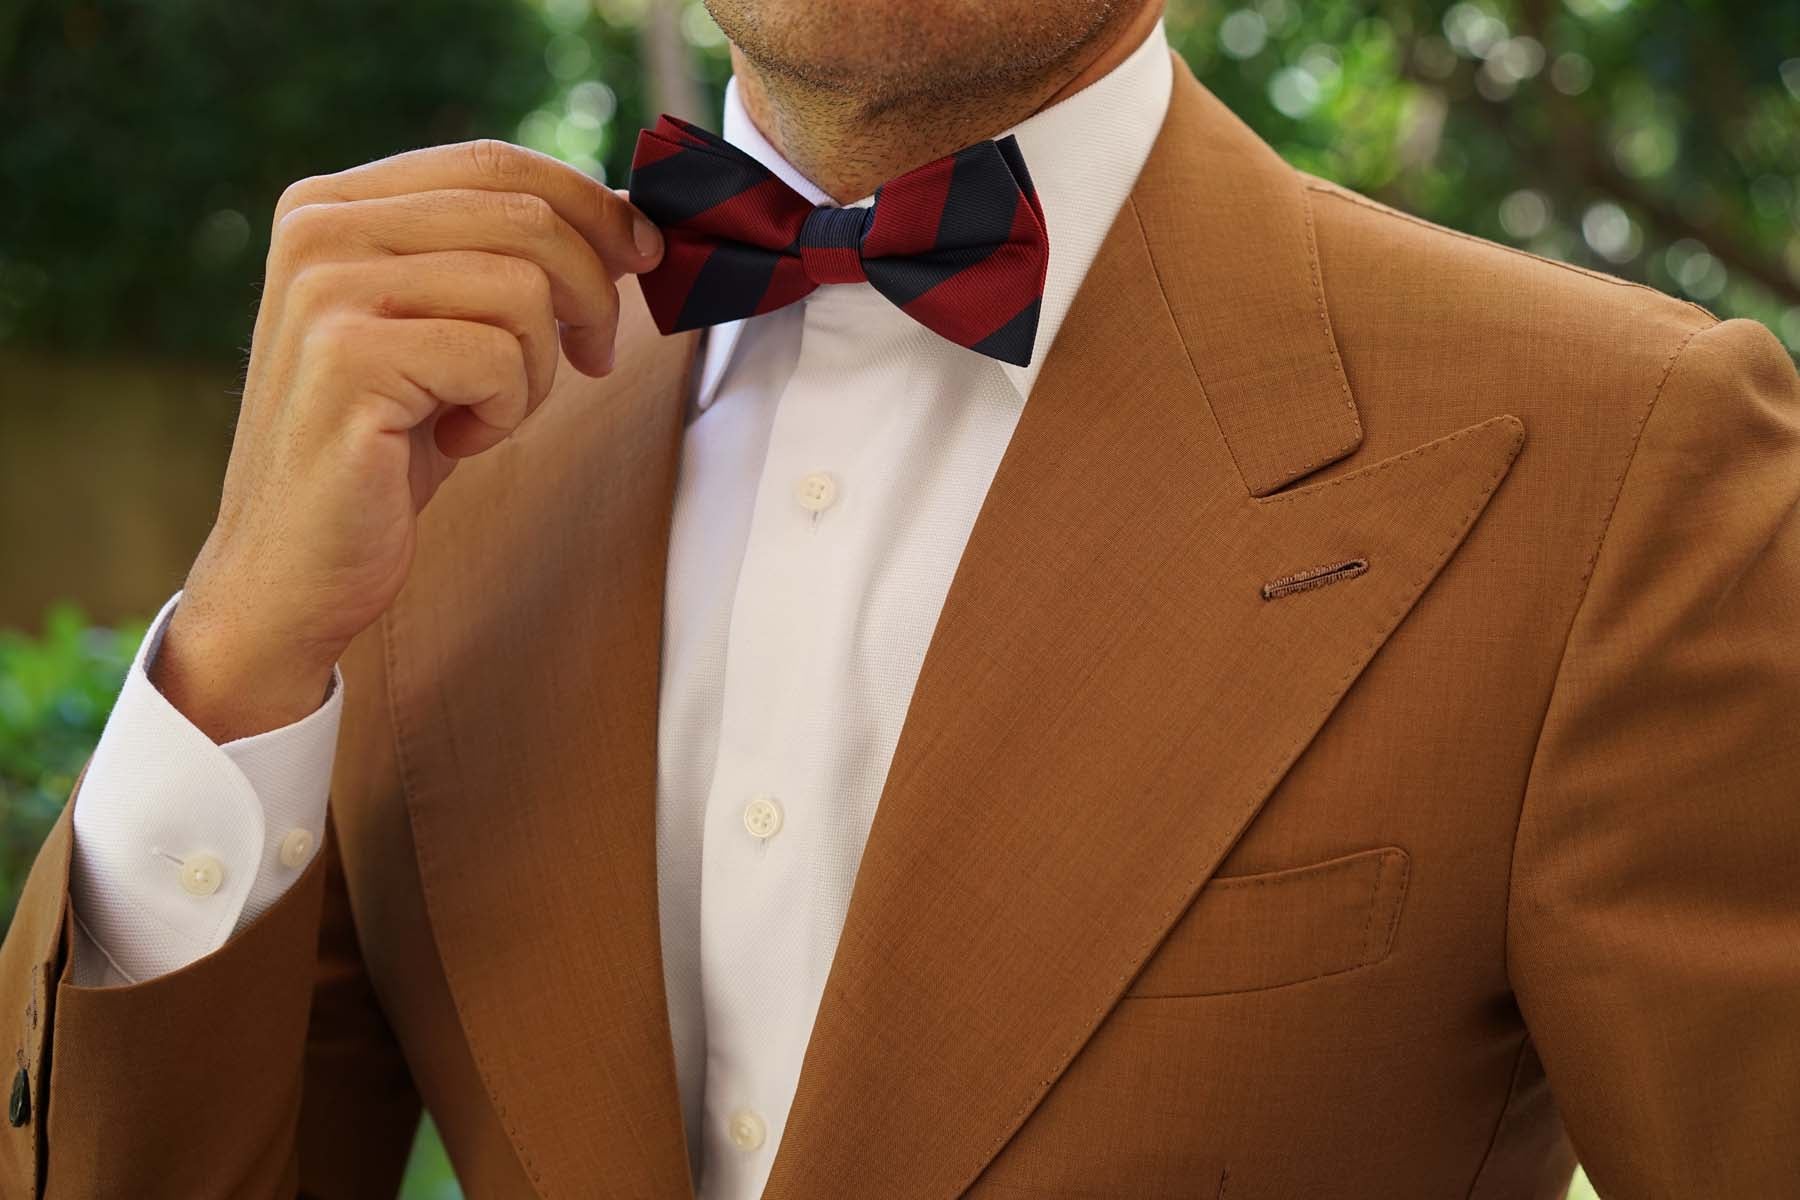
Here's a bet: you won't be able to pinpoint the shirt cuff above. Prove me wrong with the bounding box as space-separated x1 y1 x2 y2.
68 590 343 986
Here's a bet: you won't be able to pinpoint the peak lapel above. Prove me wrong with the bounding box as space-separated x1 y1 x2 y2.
764 60 1525 1198
386 290 698 1198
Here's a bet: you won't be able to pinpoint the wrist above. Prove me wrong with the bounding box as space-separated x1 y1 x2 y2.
150 597 340 745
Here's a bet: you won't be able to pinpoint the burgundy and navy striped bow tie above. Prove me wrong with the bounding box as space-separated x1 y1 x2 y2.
626 115 1050 367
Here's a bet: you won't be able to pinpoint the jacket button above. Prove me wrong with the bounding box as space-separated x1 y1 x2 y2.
8 1066 27 1127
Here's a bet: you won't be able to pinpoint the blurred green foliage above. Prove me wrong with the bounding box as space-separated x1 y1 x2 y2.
0 607 140 928
1168 0 1800 352
3 0 585 358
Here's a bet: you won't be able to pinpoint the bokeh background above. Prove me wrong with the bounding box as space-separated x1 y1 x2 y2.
4 0 1797 1194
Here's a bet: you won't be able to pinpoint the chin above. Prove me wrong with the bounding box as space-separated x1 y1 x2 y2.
706 0 1120 100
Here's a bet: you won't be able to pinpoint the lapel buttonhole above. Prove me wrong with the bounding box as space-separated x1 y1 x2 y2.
1260 557 1370 601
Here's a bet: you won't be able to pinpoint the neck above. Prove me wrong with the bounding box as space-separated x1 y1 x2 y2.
730 1 1163 204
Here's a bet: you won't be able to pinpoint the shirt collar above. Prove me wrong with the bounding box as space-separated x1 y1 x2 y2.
693 18 1173 411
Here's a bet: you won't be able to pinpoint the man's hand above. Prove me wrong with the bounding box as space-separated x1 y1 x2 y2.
151 139 664 742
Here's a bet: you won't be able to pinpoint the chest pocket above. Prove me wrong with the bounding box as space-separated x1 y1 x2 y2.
1124 846 1410 998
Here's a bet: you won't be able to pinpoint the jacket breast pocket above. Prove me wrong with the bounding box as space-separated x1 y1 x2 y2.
1123 846 1410 998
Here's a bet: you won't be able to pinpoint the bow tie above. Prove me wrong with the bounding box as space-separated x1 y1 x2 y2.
626 115 1050 367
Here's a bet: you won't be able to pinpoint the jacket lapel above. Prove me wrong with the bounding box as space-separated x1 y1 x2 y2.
386 292 698 1198
763 59 1524 1198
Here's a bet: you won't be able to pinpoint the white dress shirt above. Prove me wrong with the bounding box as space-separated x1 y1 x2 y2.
66 20 1172 1196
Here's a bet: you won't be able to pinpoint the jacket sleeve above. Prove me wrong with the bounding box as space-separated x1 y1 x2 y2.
0 623 421 1198
1508 317 1800 1195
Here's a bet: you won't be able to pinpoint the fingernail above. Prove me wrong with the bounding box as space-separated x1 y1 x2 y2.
632 211 662 261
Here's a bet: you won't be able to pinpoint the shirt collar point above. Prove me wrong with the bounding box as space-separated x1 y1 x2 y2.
693 320 746 412
1000 358 1038 403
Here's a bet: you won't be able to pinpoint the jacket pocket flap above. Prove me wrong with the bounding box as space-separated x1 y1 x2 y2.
1125 846 1410 998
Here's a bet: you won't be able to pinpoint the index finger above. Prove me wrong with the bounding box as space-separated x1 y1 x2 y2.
277 139 664 279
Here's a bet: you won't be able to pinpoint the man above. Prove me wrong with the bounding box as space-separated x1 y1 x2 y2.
2 0 1796 1194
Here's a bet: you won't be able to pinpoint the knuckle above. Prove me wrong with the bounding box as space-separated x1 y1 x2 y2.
473 320 523 370
283 261 342 316
271 202 334 259
497 189 556 237
466 137 522 184
300 311 368 376
273 176 327 223
494 253 552 308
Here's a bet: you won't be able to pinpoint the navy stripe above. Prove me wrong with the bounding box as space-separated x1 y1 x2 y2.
629 150 772 228
674 241 785 331
862 241 996 307
968 295 1041 367
993 136 1038 207
934 142 1022 251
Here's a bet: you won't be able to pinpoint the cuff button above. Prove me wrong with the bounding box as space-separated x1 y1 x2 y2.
8 1066 28 1127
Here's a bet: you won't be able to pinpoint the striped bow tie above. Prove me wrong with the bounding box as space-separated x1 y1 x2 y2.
626 115 1050 367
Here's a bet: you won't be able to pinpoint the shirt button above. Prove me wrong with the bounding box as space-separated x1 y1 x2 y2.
794 471 837 512
178 854 225 897
726 1108 766 1151
743 794 784 840
278 828 315 869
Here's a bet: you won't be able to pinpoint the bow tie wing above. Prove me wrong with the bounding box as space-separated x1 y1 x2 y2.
860 136 1050 367
628 116 819 334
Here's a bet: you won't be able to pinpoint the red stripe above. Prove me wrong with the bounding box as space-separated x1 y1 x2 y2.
754 256 816 316
1006 189 1049 288
798 243 865 285
631 132 687 170
635 232 715 334
679 175 810 251
655 115 716 149
864 155 954 258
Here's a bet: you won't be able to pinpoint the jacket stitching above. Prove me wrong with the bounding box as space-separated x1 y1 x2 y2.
1255 414 1523 507
1124 196 1255 494
1126 850 1408 999
1207 848 1390 892
1379 851 1410 963
1280 181 1365 490
1261 558 1369 600
1356 851 1383 964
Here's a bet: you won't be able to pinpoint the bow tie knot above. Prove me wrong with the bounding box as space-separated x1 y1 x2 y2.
797 205 873 286
627 115 1050 366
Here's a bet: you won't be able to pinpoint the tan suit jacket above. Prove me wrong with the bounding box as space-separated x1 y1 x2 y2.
4 56 1799 1199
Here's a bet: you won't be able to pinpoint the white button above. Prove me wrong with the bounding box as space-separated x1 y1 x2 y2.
726 1109 766 1151
178 854 225 897
743 794 783 840
279 828 314 869
794 471 837 512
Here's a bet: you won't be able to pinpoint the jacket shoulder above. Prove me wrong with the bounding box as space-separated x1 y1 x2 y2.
1302 173 1718 392
1296 172 1738 506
